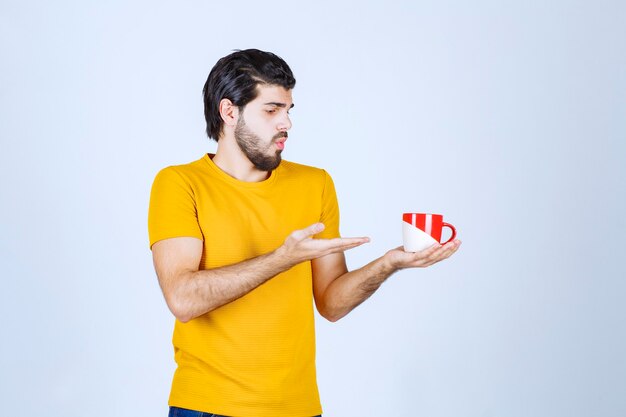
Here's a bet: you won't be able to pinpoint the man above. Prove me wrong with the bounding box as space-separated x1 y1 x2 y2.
149 49 461 417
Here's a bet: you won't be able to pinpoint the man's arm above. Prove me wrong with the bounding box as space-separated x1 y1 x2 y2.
152 223 369 322
312 240 462 322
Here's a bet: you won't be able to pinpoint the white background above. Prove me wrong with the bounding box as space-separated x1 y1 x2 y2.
1 1 625 416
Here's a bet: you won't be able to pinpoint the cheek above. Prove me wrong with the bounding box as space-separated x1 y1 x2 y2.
242 112 276 140
256 121 276 139
245 114 270 130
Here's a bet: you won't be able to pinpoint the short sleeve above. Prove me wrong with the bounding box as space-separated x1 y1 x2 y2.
316 170 341 239
148 167 203 248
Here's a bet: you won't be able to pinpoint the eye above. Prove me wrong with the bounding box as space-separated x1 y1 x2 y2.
266 109 276 114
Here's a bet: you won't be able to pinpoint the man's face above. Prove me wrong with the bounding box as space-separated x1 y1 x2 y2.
234 85 293 171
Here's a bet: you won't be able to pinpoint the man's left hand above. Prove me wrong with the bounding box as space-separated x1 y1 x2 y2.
383 239 462 270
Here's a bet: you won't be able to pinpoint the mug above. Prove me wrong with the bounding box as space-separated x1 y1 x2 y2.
402 213 457 252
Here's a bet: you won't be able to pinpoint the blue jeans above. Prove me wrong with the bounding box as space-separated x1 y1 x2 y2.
168 406 227 417
168 406 321 417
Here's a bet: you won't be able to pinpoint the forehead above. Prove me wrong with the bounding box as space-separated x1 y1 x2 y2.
250 84 293 106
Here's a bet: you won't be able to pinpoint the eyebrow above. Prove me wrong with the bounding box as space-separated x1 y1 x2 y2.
264 102 295 109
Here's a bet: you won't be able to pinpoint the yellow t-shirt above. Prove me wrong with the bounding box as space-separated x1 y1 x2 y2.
148 154 340 417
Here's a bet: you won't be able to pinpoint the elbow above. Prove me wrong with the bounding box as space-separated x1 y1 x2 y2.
162 275 206 323
323 314 342 323
165 295 195 323
168 302 192 323
316 293 349 322
174 312 193 324
317 304 346 323
166 293 218 323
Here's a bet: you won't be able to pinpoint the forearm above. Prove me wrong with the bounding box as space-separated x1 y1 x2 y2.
155 223 370 323
319 256 397 322
170 249 294 322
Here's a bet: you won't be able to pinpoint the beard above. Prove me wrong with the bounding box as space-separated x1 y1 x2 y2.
234 116 285 172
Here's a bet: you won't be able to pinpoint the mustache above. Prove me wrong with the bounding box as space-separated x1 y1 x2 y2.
273 132 288 141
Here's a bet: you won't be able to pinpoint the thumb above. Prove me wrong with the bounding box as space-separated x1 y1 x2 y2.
295 223 326 240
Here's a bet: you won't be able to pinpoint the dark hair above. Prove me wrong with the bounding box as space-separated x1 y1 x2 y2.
203 49 296 141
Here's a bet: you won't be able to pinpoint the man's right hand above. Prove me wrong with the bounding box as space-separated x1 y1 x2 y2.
277 223 370 268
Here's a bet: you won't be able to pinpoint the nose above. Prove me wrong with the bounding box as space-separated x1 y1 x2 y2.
277 113 292 132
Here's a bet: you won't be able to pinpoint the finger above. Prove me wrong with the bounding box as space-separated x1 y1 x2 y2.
405 240 460 268
332 237 370 249
329 241 367 254
412 244 447 265
319 237 370 252
292 223 325 241
443 239 461 249
425 241 459 264
412 243 442 259
430 245 455 262
441 240 461 257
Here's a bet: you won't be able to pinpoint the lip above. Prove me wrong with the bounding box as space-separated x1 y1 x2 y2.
275 138 287 150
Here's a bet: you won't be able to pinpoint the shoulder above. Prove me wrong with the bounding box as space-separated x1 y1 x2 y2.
277 160 337 200
279 159 332 182
153 156 208 184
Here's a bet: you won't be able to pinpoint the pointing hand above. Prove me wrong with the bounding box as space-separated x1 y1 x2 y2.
278 223 370 267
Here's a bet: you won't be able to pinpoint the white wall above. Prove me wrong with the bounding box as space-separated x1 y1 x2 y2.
1 1 625 416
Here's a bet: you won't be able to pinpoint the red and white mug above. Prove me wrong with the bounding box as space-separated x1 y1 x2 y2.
402 213 457 252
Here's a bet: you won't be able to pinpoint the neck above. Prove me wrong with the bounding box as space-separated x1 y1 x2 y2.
211 137 270 182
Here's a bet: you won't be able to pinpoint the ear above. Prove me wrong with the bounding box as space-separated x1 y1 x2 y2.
219 98 239 128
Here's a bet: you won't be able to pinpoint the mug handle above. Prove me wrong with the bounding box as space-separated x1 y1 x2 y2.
441 222 457 245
